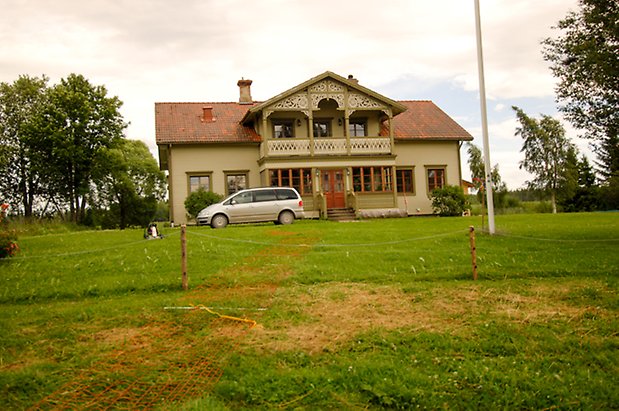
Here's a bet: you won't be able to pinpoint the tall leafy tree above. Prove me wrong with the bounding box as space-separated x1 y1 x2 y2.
466 142 507 200
542 0 619 179
91 139 166 229
0 75 48 217
30 74 126 223
513 106 574 213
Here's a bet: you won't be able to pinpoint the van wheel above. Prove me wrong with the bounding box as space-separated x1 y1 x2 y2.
278 211 295 225
211 214 228 229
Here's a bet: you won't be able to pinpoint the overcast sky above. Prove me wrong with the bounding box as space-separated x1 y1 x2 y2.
1 0 585 189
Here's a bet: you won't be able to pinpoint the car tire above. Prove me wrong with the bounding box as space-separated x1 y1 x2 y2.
278 210 295 225
210 214 228 229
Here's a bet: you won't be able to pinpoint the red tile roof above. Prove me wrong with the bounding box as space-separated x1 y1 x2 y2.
381 101 472 141
155 100 472 145
155 102 261 144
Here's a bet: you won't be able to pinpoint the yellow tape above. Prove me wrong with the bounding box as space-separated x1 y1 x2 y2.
190 304 257 328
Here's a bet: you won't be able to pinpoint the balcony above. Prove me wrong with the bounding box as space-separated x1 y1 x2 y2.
264 137 391 157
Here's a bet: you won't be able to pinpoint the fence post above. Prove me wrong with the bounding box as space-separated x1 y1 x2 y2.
181 224 188 290
469 226 478 281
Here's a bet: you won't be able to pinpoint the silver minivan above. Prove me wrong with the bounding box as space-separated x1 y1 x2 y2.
196 187 304 228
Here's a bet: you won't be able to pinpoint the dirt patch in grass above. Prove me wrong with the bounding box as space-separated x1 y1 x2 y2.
247 281 611 354
248 283 450 354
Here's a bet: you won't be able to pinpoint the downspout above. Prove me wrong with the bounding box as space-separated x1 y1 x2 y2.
167 143 174 224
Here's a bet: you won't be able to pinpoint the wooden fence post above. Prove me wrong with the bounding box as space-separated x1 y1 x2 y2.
469 226 478 281
181 224 188 290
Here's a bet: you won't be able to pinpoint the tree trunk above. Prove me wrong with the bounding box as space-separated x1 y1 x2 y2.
551 191 557 214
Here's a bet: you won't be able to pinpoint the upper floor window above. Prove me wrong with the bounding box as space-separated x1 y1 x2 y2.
313 119 331 138
273 120 294 138
349 119 367 137
427 168 445 192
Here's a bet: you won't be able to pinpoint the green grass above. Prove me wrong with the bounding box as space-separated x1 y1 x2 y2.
1 213 618 409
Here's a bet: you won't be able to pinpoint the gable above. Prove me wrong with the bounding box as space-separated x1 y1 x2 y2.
242 71 407 124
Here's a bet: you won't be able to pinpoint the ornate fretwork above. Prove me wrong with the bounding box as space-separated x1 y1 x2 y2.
311 93 345 109
272 93 309 110
309 80 344 93
348 93 383 109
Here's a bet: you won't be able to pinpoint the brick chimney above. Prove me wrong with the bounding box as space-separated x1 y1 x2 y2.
202 106 214 122
237 78 253 104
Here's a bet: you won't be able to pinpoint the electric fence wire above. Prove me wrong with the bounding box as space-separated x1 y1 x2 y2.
8 226 618 262
478 229 619 243
186 227 469 248
8 229 180 261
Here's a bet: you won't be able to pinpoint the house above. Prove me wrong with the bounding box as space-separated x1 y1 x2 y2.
462 179 476 195
155 71 473 224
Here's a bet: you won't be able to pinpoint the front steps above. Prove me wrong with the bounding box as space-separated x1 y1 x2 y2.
327 208 357 222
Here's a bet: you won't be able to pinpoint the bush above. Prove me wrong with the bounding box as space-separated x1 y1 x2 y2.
431 185 469 216
184 189 223 220
0 203 18 259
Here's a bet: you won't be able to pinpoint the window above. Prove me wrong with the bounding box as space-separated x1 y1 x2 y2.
270 168 313 195
273 120 294 138
427 168 445 192
254 189 277 202
225 172 248 195
226 191 253 205
189 174 211 192
276 188 299 200
313 119 331 137
349 119 367 137
352 167 393 192
397 168 415 194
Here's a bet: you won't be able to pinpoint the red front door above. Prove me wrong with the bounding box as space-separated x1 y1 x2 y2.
322 169 345 208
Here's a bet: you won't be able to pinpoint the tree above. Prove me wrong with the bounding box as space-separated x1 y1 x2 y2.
466 142 507 208
542 0 619 179
29 74 126 223
91 139 166 229
513 106 574 214
0 75 48 217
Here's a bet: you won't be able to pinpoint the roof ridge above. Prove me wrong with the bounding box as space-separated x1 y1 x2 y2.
155 101 262 105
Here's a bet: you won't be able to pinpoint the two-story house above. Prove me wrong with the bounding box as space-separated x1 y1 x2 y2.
155 71 473 224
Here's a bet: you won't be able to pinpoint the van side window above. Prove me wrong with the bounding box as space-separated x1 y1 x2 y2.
254 189 277 202
276 189 298 200
231 191 253 204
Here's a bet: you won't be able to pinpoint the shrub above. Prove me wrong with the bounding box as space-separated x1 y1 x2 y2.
431 185 468 216
184 189 223 220
0 203 18 259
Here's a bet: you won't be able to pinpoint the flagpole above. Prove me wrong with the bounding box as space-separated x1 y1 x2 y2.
474 0 495 234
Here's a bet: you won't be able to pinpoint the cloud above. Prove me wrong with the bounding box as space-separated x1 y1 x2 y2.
0 0 581 188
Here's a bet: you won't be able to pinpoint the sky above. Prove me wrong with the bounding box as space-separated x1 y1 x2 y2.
1 0 587 189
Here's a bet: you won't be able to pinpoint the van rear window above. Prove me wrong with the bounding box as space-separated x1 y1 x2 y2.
276 189 298 200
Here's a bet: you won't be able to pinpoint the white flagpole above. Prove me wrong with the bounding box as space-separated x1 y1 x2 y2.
474 0 496 234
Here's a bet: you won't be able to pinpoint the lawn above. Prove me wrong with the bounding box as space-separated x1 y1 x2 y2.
1 213 618 409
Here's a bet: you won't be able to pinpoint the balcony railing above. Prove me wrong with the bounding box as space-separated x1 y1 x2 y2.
265 137 391 157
